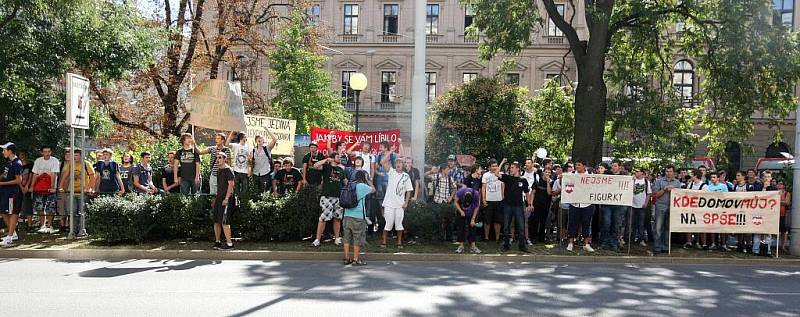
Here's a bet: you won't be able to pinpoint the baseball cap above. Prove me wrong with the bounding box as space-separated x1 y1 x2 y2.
101 148 113 154
447 154 456 161
0 142 16 153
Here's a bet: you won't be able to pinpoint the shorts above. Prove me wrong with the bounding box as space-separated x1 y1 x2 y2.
343 216 367 246
319 196 344 221
209 175 218 196
213 200 236 224
484 201 504 225
383 206 405 231
34 194 57 214
20 192 33 216
0 190 22 215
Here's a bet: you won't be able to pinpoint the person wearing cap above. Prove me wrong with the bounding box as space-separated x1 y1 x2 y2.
0 143 23 246
311 152 347 247
447 154 466 187
212 151 236 250
272 159 302 196
58 148 95 237
94 148 124 196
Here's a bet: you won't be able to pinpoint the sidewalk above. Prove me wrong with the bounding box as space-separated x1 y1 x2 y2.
1 234 797 265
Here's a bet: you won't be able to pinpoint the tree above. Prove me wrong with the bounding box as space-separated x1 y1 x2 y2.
427 76 535 163
0 0 156 155
268 9 351 134
465 0 800 165
528 77 575 160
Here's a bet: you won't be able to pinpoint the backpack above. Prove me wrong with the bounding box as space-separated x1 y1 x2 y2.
33 173 53 195
339 182 359 209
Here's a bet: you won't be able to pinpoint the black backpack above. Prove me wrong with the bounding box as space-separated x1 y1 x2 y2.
339 182 359 209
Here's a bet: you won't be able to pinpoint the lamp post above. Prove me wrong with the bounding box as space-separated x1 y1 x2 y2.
349 72 368 132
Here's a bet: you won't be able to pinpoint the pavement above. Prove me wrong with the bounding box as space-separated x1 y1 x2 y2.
2 258 800 317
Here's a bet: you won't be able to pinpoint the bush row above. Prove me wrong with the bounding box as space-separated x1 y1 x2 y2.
86 188 455 244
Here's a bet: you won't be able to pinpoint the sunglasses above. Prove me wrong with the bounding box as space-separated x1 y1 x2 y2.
217 156 226 159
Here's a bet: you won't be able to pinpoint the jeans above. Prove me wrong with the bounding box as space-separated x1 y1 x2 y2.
455 214 476 243
234 172 249 198
65 194 86 235
632 207 647 242
253 174 270 195
752 234 773 255
531 202 550 242
180 179 199 195
601 205 626 247
568 205 594 239
653 207 670 252
503 205 526 249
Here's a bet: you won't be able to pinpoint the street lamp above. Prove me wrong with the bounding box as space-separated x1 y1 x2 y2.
349 72 368 132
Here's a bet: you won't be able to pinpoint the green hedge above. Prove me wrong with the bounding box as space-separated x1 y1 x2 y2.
86 188 455 244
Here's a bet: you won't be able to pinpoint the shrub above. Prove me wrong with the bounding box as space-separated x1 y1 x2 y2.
268 186 320 241
404 201 456 241
86 194 162 244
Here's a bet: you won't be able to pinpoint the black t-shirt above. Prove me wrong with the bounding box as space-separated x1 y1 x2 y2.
20 162 33 191
275 168 302 194
161 164 179 193
500 173 529 207
302 152 326 185
406 167 421 198
95 161 120 193
132 164 152 191
321 164 345 197
533 177 552 205
216 167 234 199
1 157 23 193
119 165 134 193
463 174 481 192
176 148 200 180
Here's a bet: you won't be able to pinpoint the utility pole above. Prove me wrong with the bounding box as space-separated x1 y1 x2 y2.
411 0 426 177
791 101 800 254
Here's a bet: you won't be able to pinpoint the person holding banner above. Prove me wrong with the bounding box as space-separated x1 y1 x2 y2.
175 133 201 195
753 171 776 256
705 172 729 251
652 165 682 255
777 179 791 253
600 160 628 252
631 169 651 247
558 160 595 253
684 169 707 250
252 132 278 196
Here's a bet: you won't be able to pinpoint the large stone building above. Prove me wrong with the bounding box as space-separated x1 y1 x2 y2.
226 0 800 169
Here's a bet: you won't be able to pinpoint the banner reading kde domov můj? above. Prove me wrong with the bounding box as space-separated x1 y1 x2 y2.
669 189 780 234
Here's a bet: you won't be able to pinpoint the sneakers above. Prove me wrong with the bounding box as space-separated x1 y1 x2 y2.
470 246 482 254
334 237 343 246
37 226 50 234
526 239 533 246
695 242 702 249
639 240 647 247
566 242 574 252
311 239 321 247
0 236 12 247
683 242 692 249
11 232 18 241
213 241 222 250
455 246 465 254
619 238 626 247
221 243 234 250
583 244 595 253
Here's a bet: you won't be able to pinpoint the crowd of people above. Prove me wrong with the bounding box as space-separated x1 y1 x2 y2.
0 137 793 265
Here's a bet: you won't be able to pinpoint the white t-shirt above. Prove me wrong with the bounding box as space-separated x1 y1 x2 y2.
252 146 271 176
32 157 61 174
231 143 253 174
521 169 537 199
482 172 504 202
631 178 652 209
353 151 375 178
382 169 413 209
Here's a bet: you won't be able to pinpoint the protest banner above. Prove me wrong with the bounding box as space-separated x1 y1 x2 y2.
560 173 634 206
310 128 401 155
669 189 780 234
186 79 247 131
245 115 296 156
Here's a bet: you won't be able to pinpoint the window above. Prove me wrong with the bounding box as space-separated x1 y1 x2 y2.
308 5 321 26
425 72 437 104
383 4 399 34
505 73 520 86
341 71 355 102
463 72 478 83
464 5 475 32
381 72 397 102
344 4 359 35
426 4 439 35
673 60 694 105
547 4 565 36
774 0 794 28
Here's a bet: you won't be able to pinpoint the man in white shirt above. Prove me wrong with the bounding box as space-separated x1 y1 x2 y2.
631 168 652 247
30 146 60 233
481 159 505 242
520 158 538 245
380 152 412 248
230 132 253 199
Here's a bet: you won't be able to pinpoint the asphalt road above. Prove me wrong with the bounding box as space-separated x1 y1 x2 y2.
2 258 799 317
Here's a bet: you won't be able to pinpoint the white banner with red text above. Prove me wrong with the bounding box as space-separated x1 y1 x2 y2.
560 173 634 206
668 189 780 234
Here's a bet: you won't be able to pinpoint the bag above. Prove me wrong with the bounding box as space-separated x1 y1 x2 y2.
33 173 53 195
339 182 359 209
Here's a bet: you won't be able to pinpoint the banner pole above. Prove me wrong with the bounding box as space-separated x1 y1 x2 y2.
776 232 780 258
68 127 75 240
668 221 672 256
627 207 632 255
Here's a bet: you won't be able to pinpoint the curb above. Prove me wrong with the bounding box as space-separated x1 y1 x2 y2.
2 248 799 265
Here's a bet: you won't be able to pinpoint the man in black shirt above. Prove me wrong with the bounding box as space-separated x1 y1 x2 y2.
213 152 235 250
175 133 201 194
500 161 532 253
161 151 180 194
0 143 23 246
302 143 326 187
272 159 303 196
403 156 421 201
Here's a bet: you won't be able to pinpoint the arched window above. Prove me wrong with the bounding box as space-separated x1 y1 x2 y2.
673 60 694 105
765 142 792 158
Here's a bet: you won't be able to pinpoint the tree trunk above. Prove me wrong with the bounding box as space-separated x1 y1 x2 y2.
571 60 608 166
162 92 180 137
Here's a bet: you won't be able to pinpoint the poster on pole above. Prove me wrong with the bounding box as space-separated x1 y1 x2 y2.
245 115 296 156
669 189 780 234
186 79 247 131
66 73 90 130
559 173 634 206
310 128 401 155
